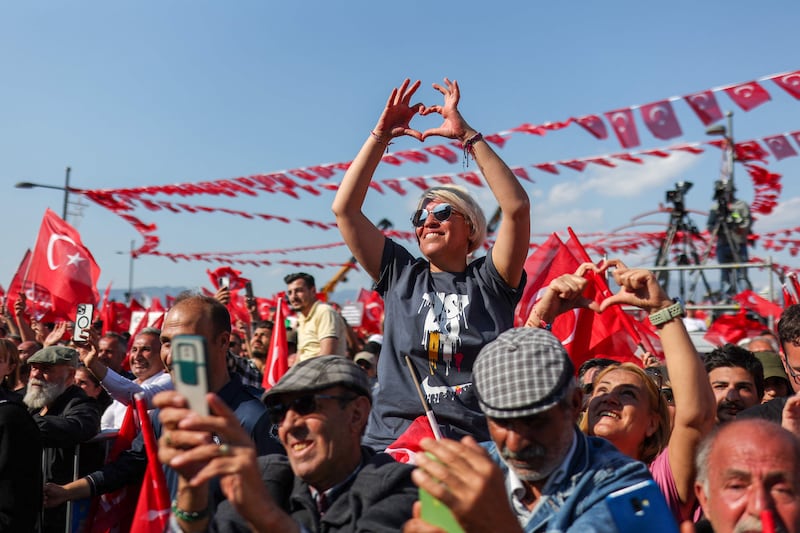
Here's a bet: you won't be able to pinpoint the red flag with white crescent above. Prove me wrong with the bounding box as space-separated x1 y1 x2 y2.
763 135 798 161
683 90 724 126
604 108 640 148
640 100 682 140
724 81 772 112
26 209 101 321
770 70 800 99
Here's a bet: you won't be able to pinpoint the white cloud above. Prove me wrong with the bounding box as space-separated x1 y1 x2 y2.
546 152 700 206
754 195 800 232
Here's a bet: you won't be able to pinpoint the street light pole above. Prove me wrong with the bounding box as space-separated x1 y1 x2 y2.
128 240 135 304
63 166 71 221
14 166 78 223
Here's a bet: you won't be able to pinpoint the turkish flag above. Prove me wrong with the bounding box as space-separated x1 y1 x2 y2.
683 90 724 125
604 108 640 148
724 81 771 112
263 295 289 390
423 145 459 164
735 141 769 162
770 70 800 99
207 266 250 291
732 290 783 321
783 285 797 307
26 209 101 321
357 288 384 336
640 100 682 140
534 163 559 175
130 396 170 533
704 309 765 347
575 114 608 140
763 135 798 160
385 415 437 464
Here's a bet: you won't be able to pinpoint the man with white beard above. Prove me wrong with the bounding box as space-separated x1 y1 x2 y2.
24 345 101 533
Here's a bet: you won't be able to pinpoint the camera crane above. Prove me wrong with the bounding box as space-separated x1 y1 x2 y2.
654 181 714 302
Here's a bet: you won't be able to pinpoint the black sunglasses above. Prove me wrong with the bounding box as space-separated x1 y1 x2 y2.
411 203 455 227
265 393 356 425
661 388 674 406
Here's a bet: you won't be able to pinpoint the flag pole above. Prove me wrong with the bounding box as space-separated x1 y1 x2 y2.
404 354 443 440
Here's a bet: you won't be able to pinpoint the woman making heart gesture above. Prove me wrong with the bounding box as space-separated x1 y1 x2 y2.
528 260 716 524
332 78 530 450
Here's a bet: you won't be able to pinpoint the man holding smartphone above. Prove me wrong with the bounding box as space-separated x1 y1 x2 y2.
43 293 283 515
404 328 653 533
157 355 417 532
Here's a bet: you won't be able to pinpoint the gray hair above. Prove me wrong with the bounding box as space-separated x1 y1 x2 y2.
416 185 487 253
138 327 161 337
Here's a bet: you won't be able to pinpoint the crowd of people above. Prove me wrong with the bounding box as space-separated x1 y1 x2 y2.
1 78 799 533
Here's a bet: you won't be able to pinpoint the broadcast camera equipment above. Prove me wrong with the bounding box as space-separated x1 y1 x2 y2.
654 180 713 302
665 181 693 212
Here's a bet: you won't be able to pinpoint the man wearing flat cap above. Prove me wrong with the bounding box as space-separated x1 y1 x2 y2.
24 345 101 533
156 354 417 532
404 327 653 533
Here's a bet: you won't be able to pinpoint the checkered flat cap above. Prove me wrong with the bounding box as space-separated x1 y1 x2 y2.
474 327 574 419
262 355 372 403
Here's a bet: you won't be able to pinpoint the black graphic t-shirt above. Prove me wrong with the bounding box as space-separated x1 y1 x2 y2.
363 237 524 450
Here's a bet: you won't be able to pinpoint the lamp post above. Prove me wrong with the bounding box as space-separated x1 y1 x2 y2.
116 240 136 304
705 111 735 187
15 166 74 221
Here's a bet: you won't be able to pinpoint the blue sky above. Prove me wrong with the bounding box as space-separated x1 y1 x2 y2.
2 1 799 303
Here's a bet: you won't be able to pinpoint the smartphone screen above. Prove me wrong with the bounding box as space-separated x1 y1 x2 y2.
72 303 94 342
172 334 210 416
605 480 678 533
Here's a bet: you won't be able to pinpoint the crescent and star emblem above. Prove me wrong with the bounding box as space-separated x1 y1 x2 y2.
47 234 86 271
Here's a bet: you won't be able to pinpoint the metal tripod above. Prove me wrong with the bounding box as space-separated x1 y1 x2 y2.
655 206 715 303
694 202 752 300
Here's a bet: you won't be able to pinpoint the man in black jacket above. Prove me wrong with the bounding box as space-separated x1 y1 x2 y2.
24 345 101 533
0 387 43 532
158 355 417 532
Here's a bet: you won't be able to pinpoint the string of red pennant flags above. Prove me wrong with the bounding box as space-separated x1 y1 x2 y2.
79 130 793 261
70 69 800 265
81 69 800 204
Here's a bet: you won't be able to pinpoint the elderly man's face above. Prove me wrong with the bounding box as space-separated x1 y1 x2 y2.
698 425 800 533
24 363 74 409
98 336 126 371
487 390 580 484
273 386 367 491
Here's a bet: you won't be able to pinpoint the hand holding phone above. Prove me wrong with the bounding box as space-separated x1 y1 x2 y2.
172 334 210 416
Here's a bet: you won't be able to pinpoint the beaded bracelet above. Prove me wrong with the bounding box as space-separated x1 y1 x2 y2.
171 500 209 522
370 131 392 153
527 305 552 331
462 132 483 168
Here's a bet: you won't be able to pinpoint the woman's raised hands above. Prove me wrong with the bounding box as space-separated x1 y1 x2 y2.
373 78 425 142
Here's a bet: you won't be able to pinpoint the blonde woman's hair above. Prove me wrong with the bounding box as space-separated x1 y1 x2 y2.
579 362 671 464
416 185 487 253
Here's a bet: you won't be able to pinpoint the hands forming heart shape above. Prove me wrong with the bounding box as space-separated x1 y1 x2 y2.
535 259 673 323
373 78 475 143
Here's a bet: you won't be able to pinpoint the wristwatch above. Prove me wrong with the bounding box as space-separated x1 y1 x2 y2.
648 298 685 327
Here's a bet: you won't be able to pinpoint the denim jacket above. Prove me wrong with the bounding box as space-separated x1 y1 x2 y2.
484 428 653 533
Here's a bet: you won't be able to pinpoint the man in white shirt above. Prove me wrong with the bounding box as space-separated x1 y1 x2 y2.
84 327 171 429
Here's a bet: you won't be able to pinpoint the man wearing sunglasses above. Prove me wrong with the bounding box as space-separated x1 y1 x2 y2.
158 355 416 532
740 304 800 424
